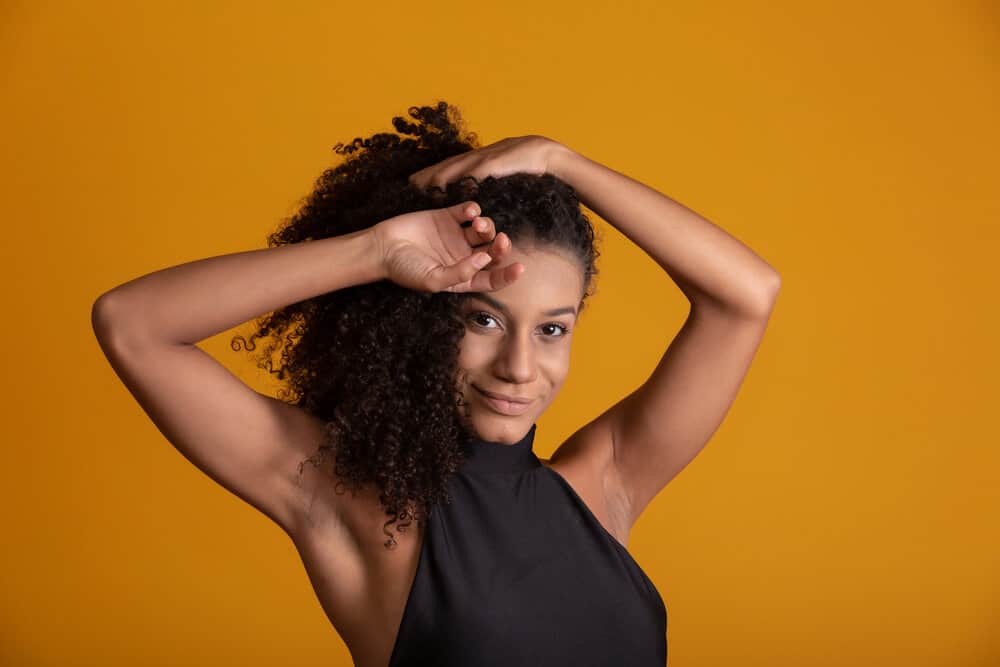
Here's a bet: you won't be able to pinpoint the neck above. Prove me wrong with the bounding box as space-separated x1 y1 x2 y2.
461 423 539 473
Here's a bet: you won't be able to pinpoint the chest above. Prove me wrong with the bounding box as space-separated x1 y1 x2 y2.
386 463 667 665
291 461 653 667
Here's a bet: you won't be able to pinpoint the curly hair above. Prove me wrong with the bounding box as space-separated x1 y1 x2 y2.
229 101 602 549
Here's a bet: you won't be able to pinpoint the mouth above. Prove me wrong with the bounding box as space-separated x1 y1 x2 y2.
472 385 534 416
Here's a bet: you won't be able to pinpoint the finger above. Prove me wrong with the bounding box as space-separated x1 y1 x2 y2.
411 153 467 190
431 251 493 293
442 200 480 223
490 231 511 257
441 253 523 294
429 156 478 190
463 216 496 247
466 260 525 293
468 231 511 272
412 170 445 193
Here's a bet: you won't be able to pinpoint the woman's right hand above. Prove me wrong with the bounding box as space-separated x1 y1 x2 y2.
372 201 524 293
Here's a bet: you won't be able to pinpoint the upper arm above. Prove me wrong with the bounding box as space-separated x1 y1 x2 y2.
606 290 779 528
92 298 330 536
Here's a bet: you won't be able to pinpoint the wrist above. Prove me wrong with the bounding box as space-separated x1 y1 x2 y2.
545 140 579 182
333 226 387 285
363 225 389 282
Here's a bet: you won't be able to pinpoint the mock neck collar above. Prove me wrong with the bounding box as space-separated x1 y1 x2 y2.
461 423 540 473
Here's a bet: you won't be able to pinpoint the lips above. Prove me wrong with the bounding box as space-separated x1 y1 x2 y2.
473 385 534 416
475 386 532 404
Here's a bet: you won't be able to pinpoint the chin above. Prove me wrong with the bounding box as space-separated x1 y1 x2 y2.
470 413 533 441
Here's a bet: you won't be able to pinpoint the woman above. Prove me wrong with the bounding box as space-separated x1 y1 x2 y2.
92 102 780 666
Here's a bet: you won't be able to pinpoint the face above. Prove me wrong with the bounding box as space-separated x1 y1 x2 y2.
455 243 585 444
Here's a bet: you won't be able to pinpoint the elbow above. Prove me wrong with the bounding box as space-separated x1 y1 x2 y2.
740 270 781 319
91 291 133 344
763 270 781 297
91 294 116 344
754 271 781 315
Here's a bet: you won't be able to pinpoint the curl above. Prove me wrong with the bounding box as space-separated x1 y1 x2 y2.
230 101 600 549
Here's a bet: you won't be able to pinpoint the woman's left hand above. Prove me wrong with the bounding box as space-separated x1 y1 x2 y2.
408 135 563 191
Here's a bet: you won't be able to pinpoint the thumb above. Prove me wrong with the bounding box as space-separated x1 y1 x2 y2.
430 252 492 292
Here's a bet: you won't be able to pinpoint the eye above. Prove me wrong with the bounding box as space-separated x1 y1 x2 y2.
466 312 570 339
467 312 496 329
540 323 570 338
468 311 499 329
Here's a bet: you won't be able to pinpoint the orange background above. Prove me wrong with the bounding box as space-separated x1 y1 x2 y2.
2 1 997 665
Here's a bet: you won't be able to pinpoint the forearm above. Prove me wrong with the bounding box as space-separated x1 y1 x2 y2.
92 228 385 346
548 142 780 316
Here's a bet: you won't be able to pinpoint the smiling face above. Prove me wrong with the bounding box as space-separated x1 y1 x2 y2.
455 242 586 445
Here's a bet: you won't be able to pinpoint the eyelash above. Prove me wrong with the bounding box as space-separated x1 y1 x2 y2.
467 311 570 338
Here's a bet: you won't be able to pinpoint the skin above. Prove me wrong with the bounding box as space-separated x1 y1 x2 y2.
316 243 593 667
454 242 585 445
93 133 777 667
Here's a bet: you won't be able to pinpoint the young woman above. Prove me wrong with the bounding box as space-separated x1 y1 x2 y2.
92 102 779 666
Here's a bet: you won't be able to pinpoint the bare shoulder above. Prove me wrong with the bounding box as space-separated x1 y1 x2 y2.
286 453 426 666
540 416 633 548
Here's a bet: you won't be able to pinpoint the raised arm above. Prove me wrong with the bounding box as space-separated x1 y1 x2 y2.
91 227 386 535
91 197 514 538
546 140 781 530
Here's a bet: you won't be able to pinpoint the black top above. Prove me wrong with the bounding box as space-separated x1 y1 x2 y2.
387 423 668 666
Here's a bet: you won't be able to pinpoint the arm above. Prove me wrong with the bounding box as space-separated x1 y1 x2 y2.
548 143 780 316
95 228 384 346
548 142 780 528
91 228 386 535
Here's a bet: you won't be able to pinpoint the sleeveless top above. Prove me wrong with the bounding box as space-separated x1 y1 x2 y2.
387 423 668 666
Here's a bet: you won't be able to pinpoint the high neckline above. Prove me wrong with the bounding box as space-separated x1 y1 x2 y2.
460 423 540 473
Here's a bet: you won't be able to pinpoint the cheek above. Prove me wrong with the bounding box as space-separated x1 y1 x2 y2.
455 340 489 393
457 333 494 367
540 347 572 378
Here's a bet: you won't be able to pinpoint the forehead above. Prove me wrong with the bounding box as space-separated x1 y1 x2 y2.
467 245 584 313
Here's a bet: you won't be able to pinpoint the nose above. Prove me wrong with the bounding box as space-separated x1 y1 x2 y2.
492 328 537 384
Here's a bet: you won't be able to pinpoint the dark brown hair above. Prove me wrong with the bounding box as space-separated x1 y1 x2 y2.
231 102 601 549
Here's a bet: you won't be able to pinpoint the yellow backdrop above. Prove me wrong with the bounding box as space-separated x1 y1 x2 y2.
2 1 996 665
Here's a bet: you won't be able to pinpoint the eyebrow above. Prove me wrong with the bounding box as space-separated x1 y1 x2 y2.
467 292 578 318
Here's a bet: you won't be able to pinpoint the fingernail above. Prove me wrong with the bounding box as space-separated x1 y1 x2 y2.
472 253 491 268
